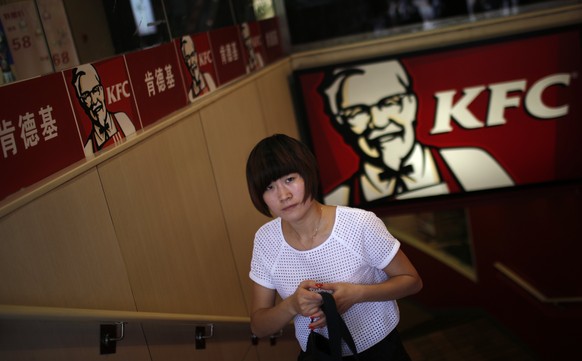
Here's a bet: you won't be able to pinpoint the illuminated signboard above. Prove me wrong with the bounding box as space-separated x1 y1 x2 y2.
293 27 582 208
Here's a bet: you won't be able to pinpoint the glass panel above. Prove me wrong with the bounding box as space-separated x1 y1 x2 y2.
0 0 571 86
0 0 55 84
253 0 275 19
164 0 237 38
101 0 170 55
0 0 278 85
284 0 576 47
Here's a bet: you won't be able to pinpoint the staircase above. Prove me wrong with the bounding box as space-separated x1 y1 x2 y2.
397 300 539 361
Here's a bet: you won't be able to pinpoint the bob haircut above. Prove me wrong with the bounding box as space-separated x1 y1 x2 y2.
246 134 320 217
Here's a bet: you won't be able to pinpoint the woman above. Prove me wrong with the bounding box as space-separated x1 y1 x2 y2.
246 134 422 360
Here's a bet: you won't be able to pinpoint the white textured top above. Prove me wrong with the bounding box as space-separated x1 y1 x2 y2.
249 206 401 355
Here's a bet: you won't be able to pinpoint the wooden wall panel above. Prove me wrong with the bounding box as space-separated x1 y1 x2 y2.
0 320 150 361
255 323 301 361
0 169 135 311
200 82 271 314
98 112 247 317
144 322 259 361
255 61 300 138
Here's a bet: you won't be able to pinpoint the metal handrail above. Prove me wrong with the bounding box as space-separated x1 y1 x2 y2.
0 304 250 324
494 262 582 304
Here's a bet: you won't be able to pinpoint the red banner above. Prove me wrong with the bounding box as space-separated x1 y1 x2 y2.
63 56 141 158
0 72 84 200
0 17 288 203
175 32 218 103
239 21 267 72
208 26 247 86
125 42 187 128
259 17 285 63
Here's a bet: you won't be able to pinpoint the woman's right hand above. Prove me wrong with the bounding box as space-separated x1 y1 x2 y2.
291 280 324 318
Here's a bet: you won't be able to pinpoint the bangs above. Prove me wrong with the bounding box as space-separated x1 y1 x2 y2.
253 142 301 191
246 134 319 217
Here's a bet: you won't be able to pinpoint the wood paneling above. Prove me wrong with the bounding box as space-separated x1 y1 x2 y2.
144 322 260 361
255 61 300 138
0 319 150 361
98 112 247 316
0 59 302 359
200 82 272 314
255 323 301 361
0 169 135 310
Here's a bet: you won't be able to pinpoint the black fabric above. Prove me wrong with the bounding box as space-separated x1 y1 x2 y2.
343 329 411 361
298 292 358 361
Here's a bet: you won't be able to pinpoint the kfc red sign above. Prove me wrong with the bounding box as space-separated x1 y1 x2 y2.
294 28 581 207
208 26 247 86
126 42 187 128
239 21 267 72
0 72 84 201
176 32 218 102
63 56 142 158
259 17 285 63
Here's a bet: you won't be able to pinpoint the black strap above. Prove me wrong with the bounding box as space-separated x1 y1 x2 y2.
319 292 358 358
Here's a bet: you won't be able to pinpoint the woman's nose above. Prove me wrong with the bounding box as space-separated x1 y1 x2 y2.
277 186 291 201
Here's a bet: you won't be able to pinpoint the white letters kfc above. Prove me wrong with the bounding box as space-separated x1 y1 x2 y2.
431 72 572 134
106 81 131 104
198 50 213 66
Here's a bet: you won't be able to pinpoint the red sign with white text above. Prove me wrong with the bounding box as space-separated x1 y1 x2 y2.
294 27 582 208
175 32 219 103
208 26 247 86
259 17 285 63
0 17 289 203
125 42 187 128
239 21 267 72
0 72 84 201
63 56 142 158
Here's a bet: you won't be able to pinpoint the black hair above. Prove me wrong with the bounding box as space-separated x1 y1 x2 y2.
246 134 319 217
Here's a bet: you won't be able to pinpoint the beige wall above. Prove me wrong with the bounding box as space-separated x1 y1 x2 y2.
0 59 300 361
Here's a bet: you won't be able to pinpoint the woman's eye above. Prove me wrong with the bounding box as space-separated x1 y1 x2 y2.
285 176 295 183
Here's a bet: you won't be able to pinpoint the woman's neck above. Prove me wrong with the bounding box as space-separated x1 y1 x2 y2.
284 202 326 251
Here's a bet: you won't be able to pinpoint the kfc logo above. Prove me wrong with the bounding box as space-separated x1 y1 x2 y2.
432 73 572 134
106 80 131 104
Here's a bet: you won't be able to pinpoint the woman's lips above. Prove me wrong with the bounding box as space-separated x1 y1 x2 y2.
282 203 298 212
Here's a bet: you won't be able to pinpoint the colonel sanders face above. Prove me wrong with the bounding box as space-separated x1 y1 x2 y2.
181 36 201 82
74 64 107 126
324 61 418 171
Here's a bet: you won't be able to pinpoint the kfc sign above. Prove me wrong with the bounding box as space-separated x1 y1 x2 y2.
0 72 84 201
432 72 572 133
294 27 581 208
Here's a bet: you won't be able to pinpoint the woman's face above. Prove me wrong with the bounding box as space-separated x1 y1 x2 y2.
263 173 311 220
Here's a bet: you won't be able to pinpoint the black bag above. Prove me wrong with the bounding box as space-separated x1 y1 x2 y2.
301 292 359 361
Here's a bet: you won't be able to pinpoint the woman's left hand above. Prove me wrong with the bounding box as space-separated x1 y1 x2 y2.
317 282 360 315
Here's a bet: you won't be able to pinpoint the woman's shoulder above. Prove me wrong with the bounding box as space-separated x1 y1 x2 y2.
336 205 377 221
331 206 382 234
255 217 282 240
253 218 284 259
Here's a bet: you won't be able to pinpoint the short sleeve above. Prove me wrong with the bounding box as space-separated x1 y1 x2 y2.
348 208 400 270
248 220 282 290
249 237 276 289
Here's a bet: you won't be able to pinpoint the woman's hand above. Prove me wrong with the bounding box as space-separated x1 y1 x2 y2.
317 282 361 315
291 280 325 317
314 249 423 320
